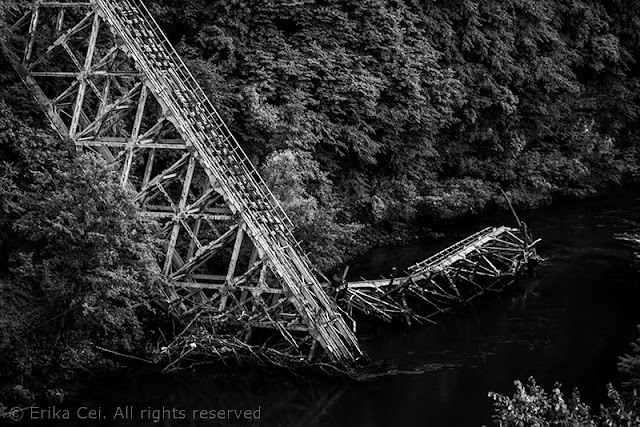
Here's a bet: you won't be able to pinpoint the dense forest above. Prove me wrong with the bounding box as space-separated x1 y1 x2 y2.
142 0 640 268
1 0 640 424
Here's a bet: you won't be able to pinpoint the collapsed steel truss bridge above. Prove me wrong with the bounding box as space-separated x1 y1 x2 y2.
1 0 540 372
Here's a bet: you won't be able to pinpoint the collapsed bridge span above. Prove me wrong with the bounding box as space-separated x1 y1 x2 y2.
1 0 541 373
342 225 541 325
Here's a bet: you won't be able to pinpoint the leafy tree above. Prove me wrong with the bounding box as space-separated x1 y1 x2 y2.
620 326 640 390
489 378 597 427
261 149 361 270
0 100 162 394
489 378 640 427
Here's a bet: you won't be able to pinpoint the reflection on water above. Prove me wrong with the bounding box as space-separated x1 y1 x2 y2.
45 192 640 426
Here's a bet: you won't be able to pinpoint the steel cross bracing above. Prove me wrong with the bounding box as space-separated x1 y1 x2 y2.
1 0 365 367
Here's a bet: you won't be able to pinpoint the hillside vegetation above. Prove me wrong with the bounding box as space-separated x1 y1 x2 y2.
1 0 640 408
139 0 640 267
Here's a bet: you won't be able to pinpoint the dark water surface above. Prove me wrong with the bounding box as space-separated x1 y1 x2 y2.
39 192 640 426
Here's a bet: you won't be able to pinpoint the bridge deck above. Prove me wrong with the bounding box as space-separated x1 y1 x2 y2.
409 226 510 274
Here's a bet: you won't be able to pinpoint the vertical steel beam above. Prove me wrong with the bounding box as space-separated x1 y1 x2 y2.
23 4 39 67
69 13 100 138
121 85 148 185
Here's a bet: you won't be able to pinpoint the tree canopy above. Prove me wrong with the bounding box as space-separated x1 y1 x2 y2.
0 99 162 398
141 0 640 266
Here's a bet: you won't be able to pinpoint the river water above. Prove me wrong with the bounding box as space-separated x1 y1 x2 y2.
42 191 640 426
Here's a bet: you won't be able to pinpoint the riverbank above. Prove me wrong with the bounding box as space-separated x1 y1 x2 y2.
3 189 639 426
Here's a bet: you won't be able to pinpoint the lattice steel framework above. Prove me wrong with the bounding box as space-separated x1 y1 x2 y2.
1 0 365 367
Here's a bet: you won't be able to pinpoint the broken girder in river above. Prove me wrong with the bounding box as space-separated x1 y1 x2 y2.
340 224 541 326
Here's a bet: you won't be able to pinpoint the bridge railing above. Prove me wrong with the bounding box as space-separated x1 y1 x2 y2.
408 226 511 274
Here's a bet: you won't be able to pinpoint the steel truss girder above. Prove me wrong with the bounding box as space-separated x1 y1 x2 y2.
2 0 365 368
344 226 540 325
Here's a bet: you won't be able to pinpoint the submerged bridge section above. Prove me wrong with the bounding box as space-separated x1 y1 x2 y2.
343 226 540 325
1 0 364 368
